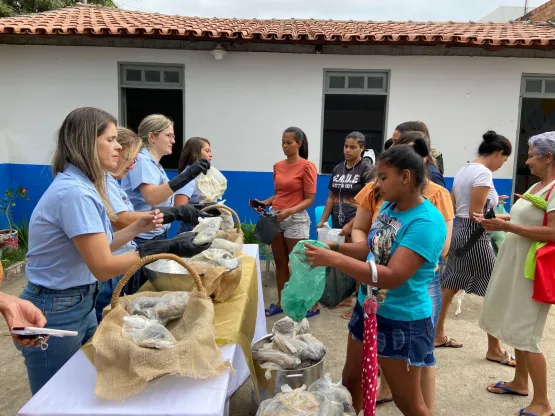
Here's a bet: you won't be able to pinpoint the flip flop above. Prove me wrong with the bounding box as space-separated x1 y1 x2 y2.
487 381 529 397
518 411 555 416
265 303 283 317
306 309 321 318
435 336 463 348
376 397 393 405
487 351 516 367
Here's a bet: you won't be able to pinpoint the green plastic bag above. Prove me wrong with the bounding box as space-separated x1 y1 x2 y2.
281 240 329 322
524 241 547 280
491 204 507 255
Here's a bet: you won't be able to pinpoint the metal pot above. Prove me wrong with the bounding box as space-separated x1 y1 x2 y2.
143 258 196 292
251 334 325 406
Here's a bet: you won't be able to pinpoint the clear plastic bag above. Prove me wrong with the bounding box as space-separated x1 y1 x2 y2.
215 256 241 272
196 166 227 203
121 315 176 349
295 333 326 362
308 374 356 415
282 240 330 322
253 344 301 370
127 292 190 325
219 209 235 232
210 238 238 255
256 385 341 416
193 217 223 245
272 316 309 337
189 248 232 270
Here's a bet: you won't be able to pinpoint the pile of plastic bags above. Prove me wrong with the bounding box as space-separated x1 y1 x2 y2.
122 292 190 349
256 374 356 416
253 317 326 379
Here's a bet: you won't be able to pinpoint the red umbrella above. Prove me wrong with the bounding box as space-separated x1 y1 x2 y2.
362 257 379 416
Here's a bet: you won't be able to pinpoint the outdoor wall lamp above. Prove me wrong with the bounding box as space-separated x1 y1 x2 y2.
211 44 228 60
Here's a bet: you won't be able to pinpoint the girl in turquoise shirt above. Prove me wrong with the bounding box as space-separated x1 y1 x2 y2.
306 139 446 416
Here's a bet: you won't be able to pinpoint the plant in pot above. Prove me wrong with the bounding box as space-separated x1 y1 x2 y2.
0 187 29 250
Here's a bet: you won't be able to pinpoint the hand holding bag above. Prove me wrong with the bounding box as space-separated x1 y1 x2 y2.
533 183 555 305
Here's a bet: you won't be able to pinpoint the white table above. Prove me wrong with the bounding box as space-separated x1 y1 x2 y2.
19 245 267 416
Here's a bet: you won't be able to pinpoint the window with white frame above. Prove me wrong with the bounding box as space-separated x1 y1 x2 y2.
119 63 184 170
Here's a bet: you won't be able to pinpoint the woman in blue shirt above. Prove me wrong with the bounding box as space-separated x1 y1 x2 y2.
306 140 447 416
20 108 211 395
121 115 210 244
175 136 214 233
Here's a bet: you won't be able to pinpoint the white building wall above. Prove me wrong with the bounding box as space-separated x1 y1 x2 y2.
1 44 555 179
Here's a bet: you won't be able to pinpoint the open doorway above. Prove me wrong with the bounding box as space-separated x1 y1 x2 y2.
514 75 555 195
321 71 388 174
119 64 184 170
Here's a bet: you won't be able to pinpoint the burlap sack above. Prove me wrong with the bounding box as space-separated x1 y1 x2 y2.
190 204 244 303
90 254 231 400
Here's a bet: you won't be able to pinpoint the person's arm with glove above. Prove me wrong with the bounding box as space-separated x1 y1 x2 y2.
155 204 219 225
138 232 210 258
139 159 211 207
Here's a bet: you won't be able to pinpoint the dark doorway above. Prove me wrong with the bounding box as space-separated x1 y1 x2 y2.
514 97 555 195
321 94 387 174
122 88 183 170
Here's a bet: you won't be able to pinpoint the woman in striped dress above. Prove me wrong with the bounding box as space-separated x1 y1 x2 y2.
435 131 514 366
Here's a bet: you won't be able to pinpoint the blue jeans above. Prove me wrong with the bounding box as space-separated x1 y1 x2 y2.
95 270 141 323
17 282 99 395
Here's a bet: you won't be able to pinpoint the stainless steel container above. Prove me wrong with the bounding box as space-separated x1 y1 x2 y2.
251 334 325 406
143 258 196 292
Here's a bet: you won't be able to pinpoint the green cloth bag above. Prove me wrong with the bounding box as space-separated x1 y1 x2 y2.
282 240 329 322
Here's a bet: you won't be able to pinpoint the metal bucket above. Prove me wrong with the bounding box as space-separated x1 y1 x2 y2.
251 334 325 406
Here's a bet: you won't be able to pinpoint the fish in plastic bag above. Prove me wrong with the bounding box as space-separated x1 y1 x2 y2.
295 333 326 362
281 240 330 322
256 385 342 416
196 166 227 203
210 238 238 255
193 216 222 245
127 292 190 325
308 374 356 415
272 316 310 337
253 344 301 370
121 315 176 349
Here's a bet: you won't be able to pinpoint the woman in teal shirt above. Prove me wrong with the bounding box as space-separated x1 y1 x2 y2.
306 139 446 416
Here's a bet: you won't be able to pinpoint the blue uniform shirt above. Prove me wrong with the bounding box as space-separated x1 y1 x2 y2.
121 148 172 239
26 164 113 290
175 165 200 204
358 199 446 321
106 174 138 255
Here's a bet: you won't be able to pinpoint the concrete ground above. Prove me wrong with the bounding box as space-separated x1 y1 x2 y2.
1 265 554 416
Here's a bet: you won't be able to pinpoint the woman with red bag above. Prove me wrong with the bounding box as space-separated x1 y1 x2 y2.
478 131 555 416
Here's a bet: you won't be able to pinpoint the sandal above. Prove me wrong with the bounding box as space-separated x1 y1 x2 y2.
376 397 393 405
487 351 516 367
306 309 321 318
487 381 528 397
265 303 283 317
517 409 555 416
341 308 354 320
435 336 463 348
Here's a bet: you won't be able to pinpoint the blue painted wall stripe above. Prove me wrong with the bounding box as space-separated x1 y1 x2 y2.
1 164 514 236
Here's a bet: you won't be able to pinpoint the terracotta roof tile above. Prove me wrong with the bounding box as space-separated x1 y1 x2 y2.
1 5 555 49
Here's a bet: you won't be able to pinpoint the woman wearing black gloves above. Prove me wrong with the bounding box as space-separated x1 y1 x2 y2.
121 114 210 246
18 108 209 395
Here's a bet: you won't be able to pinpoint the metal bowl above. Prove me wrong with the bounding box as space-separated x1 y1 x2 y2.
143 258 197 292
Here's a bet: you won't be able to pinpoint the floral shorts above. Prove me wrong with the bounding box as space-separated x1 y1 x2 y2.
272 210 310 240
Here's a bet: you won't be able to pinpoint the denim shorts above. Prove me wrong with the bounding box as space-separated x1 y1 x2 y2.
428 269 442 330
17 282 99 394
348 301 365 342
377 315 436 367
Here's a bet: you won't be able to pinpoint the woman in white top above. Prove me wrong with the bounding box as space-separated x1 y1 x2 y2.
436 131 514 366
478 132 555 416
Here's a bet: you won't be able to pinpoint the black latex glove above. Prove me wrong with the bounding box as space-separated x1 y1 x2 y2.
167 159 210 192
156 205 211 225
193 202 222 218
138 232 210 258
